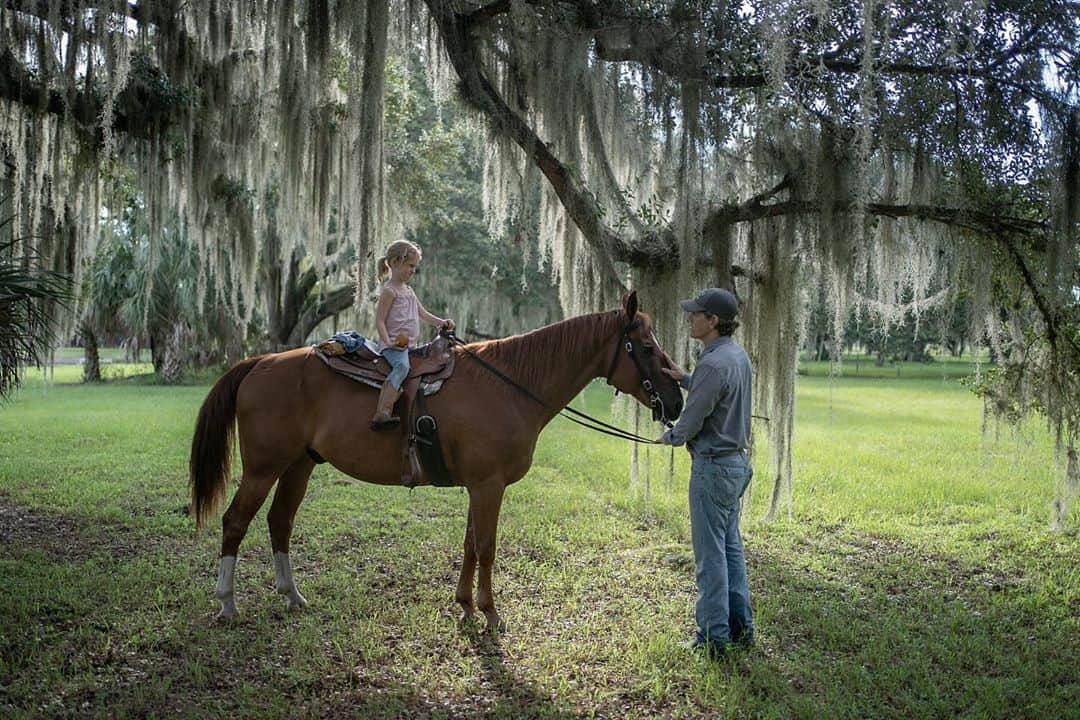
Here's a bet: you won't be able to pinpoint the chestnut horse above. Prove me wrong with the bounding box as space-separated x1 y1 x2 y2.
189 291 683 630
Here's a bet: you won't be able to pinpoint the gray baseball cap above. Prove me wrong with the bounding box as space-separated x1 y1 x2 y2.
680 288 739 320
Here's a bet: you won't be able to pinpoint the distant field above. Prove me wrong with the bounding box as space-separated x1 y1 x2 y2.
0 363 1076 719
798 353 988 380
51 347 147 364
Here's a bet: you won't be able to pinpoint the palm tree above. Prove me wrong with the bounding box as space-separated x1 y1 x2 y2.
122 224 201 384
80 230 138 382
0 233 72 400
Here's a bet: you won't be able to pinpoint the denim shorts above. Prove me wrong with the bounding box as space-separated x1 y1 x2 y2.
382 347 410 390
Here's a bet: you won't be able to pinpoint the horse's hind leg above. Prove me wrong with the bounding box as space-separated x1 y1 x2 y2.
267 456 315 611
215 469 278 619
455 511 477 624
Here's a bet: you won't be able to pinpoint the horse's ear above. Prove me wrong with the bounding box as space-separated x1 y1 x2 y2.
623 290 639 319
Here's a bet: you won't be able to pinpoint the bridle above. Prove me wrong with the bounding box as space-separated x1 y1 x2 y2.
444 318 674 444
603 317 674 427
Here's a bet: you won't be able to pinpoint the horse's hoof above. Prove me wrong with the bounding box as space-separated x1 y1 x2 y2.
483 617 506 635
286 592 308 611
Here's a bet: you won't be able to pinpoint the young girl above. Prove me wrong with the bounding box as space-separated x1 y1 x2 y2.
370 239 455 430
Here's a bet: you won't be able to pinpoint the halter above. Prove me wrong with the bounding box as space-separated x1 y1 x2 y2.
603 317 673 426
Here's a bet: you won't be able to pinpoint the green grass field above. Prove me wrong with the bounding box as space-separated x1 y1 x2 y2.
0 363 1077 719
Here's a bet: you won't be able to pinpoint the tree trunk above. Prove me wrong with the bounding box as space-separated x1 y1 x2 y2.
151 323 188 383
150 333 163 375
81 325 101 382
122 336 141 363
1051 446 1078 531
259 220 304 352
707 216 734 292
157 323 187 384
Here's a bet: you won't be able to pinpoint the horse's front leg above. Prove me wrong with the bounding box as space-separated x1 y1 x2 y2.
455 510 477 624
469 481 506 633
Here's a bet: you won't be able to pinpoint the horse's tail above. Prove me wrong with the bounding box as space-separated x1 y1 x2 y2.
189 356 264 529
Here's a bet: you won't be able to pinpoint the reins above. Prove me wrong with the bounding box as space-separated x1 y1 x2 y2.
444 330 664 444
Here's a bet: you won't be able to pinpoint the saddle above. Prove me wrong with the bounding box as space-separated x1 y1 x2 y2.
312 335 456 487
314 334 456 392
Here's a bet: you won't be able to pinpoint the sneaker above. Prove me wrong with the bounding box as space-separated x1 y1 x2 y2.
679 638 730 659
731 626 755 649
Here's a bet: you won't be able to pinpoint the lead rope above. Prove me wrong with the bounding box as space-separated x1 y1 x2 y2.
444 331 664 444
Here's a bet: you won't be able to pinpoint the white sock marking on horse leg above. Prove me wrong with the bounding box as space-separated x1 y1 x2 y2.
215 555 237 618
273 551 307 610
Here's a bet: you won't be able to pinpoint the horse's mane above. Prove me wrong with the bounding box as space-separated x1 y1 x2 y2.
454 311 621 401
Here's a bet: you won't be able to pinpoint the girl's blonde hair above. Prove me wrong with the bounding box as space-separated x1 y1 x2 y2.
377 239 422 281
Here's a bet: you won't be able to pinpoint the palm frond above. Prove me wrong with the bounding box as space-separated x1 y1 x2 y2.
0 235 73 400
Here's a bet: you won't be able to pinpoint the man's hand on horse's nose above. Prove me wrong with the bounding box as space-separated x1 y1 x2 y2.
661 366 685 382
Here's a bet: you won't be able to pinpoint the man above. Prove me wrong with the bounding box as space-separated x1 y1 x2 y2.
656 287 754 659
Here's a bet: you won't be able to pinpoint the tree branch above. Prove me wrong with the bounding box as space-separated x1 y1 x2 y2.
706 182 1047 240
428 2 1060 278
424 0 668 273
5 0 175 32
289 284 355 347
464 0 512 28
999 234 1080 359
575 1 1069 114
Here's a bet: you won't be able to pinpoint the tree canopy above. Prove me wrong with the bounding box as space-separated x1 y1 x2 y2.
1 0 1077 523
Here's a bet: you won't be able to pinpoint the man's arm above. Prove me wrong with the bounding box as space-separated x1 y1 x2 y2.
659 365 724 446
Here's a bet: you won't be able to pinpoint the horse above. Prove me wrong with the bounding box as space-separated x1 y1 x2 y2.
189 291 683 631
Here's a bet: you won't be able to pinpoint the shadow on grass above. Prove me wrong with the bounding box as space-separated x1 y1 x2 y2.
4 488 1075 719
0 494 187 562
460 623 585 719
723 525 1080 717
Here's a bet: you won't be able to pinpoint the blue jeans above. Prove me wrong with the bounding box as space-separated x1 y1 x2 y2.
689 452 754 647
382 347 410 390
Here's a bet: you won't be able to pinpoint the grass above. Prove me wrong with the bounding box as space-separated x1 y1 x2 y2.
0 363 1077 719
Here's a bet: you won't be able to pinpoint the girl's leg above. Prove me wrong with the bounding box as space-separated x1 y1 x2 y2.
384 347 410 390
371 348 408 429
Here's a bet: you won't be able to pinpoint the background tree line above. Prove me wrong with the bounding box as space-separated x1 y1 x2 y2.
803 285 974 364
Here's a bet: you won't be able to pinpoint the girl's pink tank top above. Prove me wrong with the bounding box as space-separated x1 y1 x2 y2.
385 284 420 348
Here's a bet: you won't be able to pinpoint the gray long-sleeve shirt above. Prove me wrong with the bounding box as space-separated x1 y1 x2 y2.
661 336 752 455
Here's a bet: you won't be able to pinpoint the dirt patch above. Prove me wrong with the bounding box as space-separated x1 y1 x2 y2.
0 499 84 558
0 495 177 562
